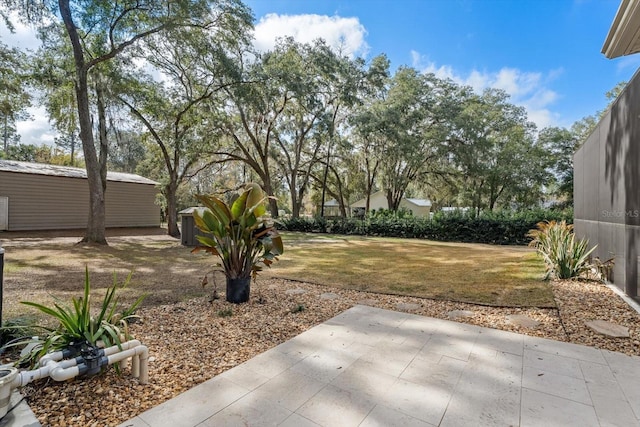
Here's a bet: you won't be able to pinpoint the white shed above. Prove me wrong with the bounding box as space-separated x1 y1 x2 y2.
351 191 432 217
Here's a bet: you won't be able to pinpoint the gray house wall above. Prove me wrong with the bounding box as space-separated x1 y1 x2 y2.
0 162 160 231
574 68 640 299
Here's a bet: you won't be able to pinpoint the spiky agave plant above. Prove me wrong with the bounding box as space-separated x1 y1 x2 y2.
527 220 596 279
18 267 145 367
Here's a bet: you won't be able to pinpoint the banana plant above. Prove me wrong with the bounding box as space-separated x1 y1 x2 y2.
192 183 284 280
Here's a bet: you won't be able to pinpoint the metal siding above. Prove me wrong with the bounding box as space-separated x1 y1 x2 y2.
0 171 89 230
0 170 160 231
105 181 161 227
573 69 640 298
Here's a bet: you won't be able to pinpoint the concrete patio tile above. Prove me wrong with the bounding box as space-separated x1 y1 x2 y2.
420 326 480 362
251 369 326 411
522 365 591 405
523 348 584 379
217 365 271 390
579 359 618 384
240 347 306 379
393 318 436 348
400 354 466 391
472 326 524 356
292 324 357 350
439 352 521 427
197 393 291 427
578 357 640 424
584 378 639 427
359 404 436 427
330 359 399 399
602 348 640 373
134 377 249 427
273 338 319 359
523 335 607 365
602 352 640 421
119 307 640 427
289 347 360 382
278 413 321 427
296 384 376 426
380 379 452 425
520 388 599 427
325 305 409 328
357 341 422 377
117 416 150 427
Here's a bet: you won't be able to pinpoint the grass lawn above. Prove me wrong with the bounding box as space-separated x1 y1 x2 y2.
262 232 553 307
0 229 553 321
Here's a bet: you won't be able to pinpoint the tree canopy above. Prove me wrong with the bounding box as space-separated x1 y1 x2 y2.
1 0 622 231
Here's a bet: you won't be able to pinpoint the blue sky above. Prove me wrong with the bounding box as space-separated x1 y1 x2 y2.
2 0 636 144
245 0 637 130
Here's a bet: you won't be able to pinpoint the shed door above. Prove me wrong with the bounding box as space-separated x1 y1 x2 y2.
0 197 7 230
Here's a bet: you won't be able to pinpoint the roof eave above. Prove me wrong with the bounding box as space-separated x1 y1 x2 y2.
602 0 640 58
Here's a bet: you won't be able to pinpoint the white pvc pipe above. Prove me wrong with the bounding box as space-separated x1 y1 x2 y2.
10 340 149 387
106 345 149 384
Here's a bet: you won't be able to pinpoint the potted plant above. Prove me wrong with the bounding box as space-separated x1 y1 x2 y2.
192 183 284 303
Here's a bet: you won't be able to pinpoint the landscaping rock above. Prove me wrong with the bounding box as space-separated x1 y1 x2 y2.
506 314 540 329
16 277 640 427
320 292 340 300
447 310 475 320
585 320 630 338
285 288 307 295
396 302 421 312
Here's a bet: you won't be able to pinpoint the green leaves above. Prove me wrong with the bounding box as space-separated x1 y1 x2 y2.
19 266 146 367
192 183 284 279
528 220 596 280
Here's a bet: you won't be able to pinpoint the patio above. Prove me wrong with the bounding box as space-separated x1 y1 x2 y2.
118 305 640 427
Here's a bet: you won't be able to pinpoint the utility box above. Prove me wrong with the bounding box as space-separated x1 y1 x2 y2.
179 207 209 246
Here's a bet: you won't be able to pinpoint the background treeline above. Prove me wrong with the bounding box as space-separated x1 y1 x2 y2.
0 1 622 240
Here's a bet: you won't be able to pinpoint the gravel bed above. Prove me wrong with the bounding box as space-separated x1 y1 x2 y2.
18 278 640 427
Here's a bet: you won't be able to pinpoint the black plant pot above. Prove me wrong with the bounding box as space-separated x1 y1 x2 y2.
226 277 251 303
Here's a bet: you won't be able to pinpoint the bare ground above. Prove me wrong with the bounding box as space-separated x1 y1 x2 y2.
1 229 639 427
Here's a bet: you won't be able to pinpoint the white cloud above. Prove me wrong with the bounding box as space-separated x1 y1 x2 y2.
16 106 57 146
253 13 369 57
0 12 42 51
411 50 562 129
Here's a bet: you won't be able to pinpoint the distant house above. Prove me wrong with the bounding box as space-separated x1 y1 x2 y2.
322 199 343 217
440 207 470 214
351 191 432 217
0 160 161 231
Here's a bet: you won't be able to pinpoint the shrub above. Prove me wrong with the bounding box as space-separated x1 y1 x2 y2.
527 220 596 279
280 208 573 245
18 267 145 367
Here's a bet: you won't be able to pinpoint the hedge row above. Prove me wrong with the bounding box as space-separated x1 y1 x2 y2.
278 208 573 246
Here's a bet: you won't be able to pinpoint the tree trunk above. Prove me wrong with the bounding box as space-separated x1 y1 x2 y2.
3 114 7 153
290 173 299 218
60 0 107 245
165 180 180 238
261 179 279 218
319 143 332 217
96 82 108 192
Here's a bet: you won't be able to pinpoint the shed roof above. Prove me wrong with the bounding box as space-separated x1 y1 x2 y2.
404 198 432 207
0 160 158 185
